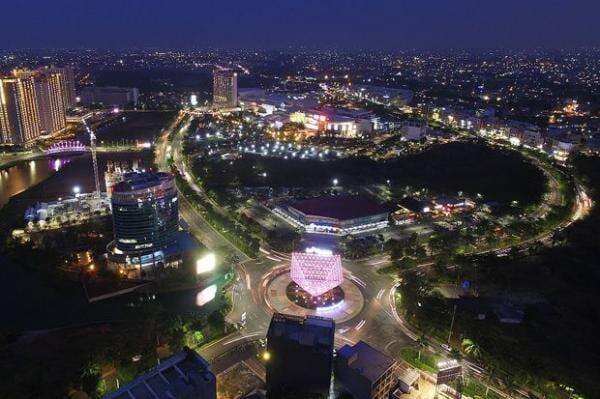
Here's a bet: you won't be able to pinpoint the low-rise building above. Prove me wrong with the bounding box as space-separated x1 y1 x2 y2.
400 120 427 141
238 88 319 114
275 195 390 235
344 84 413 107
103 348 216 399
79 86 139 107
335 341 400 399
290 107 378 138
506 120 543 147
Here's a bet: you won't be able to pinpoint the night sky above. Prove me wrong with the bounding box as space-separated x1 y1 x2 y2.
4 0 600 49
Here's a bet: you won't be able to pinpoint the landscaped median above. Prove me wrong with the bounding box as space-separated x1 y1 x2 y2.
174 172 260 258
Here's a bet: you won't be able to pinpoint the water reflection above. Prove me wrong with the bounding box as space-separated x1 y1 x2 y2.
0 156 74 208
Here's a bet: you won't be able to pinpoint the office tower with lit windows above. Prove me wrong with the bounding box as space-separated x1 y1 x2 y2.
56 65 77 108
0 67 69 145
266 313 335 398
32 69 67 134
213 67 238 108
107 171 181 276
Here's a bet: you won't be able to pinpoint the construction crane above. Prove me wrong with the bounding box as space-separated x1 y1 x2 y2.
82 117 101 197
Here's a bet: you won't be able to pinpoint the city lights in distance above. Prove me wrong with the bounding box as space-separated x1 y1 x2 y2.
196 252 216 274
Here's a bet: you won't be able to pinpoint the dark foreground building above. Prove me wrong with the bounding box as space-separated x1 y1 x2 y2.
266 313 335 398
336 341 399 399
103 348 216 399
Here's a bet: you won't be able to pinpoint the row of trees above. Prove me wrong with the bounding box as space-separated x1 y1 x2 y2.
174 173 260 257
396 155 600 399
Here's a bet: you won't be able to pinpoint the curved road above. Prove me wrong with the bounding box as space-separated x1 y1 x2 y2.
156 111 592 398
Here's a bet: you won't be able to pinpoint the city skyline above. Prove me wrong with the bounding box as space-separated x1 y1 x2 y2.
2 0 600 50
1 6 599 397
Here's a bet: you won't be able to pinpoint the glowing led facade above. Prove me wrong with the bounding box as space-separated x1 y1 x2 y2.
291 251 343 296
0 67 71 145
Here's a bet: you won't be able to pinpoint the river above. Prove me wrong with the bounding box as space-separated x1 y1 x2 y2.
0 151 153 211
0 150 224 331
0 156 75 208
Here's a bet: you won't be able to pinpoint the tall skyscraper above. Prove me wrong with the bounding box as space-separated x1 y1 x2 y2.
213 67 238 108
0 67 69 145
266 313 335 398
43 65 76 109
58 66 77 109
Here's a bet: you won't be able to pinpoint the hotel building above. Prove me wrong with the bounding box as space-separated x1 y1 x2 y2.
213 67 238 108
0 67 71 145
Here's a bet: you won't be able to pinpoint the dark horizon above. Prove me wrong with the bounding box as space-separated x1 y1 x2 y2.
3 0 599 50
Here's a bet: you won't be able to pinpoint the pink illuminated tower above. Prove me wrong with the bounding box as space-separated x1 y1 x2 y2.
290 249 343 296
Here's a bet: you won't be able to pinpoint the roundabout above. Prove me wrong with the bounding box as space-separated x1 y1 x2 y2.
264 270 365 323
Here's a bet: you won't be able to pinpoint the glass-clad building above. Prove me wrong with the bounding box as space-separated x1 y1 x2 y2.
107 171 179 275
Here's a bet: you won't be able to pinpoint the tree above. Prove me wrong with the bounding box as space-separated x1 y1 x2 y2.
450 348 462 360
415 245 427 259
80 362 102 397
461 338 482 360
417 334 429 361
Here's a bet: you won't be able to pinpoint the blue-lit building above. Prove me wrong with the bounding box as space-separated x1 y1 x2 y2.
107 171 180 276
266 313 335 398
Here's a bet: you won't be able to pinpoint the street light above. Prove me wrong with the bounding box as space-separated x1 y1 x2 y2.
196 253 216 274
262 351 271 361
332 178 339 186
73 185 81 197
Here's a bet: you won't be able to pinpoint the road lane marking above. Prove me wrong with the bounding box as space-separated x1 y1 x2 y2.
354 320 366 331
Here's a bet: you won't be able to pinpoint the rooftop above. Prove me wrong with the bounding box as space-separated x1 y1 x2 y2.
399 196 427 213
337 341 397 384
268 313 335 349
290 195 390 220
112 171 173 193
103 348 215 399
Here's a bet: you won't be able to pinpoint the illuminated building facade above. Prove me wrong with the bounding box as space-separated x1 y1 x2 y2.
290 249 343 296
266 313 335 398
275 195 390 235
213 68 238 108
0 67 71 145
107 172 181 275
289 107 377 138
